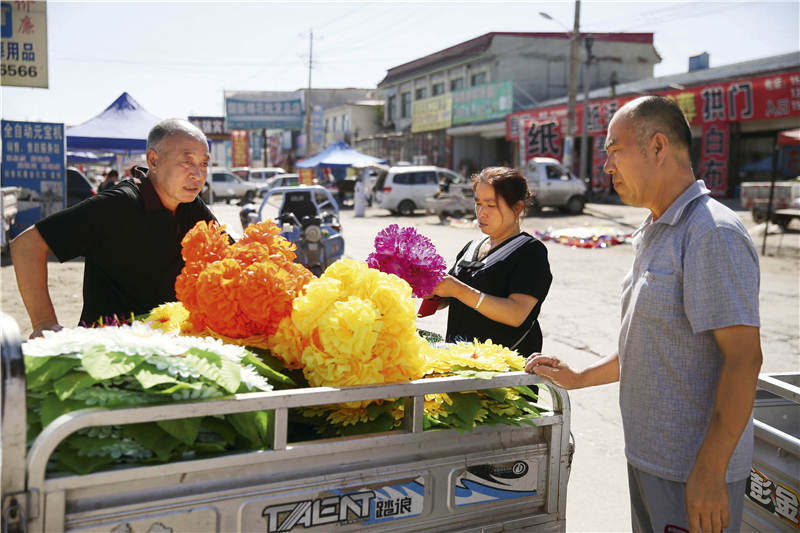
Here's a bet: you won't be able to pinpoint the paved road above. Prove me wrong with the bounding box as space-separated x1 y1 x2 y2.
2 199 797 532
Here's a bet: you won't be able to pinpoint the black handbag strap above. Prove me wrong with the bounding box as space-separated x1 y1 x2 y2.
454 233 532 276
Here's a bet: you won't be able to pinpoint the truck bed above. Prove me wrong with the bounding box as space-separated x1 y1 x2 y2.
1 315 572 533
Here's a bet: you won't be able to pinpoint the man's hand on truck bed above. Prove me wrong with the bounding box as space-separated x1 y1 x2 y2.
525 352 621 390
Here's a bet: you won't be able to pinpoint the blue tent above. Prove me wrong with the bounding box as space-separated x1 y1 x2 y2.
66 92 161 152
66 151 116 164
296 142 386 169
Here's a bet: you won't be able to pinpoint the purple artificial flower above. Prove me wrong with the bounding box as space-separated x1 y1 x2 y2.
366 224 447 298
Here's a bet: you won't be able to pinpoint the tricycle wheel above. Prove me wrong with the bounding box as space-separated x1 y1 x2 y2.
397 200 416 216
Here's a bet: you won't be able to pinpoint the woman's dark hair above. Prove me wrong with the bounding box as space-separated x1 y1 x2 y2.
471 166 532 210
107 170 119 180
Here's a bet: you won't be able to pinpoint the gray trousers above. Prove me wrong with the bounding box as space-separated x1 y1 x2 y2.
628 463 747 533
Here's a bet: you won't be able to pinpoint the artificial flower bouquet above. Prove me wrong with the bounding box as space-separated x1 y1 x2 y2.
23 221 542 475
22 323 294 474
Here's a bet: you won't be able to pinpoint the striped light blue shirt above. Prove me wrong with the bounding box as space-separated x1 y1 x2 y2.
619 180 760 483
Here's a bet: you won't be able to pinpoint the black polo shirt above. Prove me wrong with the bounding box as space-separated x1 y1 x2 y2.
36 167 217 325
445 232 552 356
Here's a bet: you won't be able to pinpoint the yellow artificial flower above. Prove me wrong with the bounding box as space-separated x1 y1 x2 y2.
266 316 305 369
291 277 343 336
285 258 426 393
423 339 523 375
145 302 189 334
424 393 453 419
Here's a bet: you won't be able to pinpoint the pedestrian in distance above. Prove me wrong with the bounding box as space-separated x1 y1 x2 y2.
353 170 368 217
10 119 222 337
525 96 762 533
428 166 552 357
97 169 119 192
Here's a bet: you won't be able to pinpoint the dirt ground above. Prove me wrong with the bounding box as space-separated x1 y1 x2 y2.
2 200 798 532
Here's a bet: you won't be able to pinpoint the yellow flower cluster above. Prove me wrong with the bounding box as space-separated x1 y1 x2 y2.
424 393 453 419
146 302 189 334
423 339 524 376
271 259 427 393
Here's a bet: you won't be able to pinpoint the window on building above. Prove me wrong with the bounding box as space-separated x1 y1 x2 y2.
386 95 396 122
470 72 486 86
450 78 464 91
415 87 427 100
324 118 329 133
401 91 412 118
432 83 445 96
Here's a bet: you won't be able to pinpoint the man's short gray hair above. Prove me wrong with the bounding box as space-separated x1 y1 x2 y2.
146 119 207 152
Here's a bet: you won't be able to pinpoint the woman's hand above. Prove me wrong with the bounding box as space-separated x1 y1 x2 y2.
431 275 462 298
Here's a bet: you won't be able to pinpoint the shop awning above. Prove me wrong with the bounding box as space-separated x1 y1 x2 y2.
446 121 506 138
777 128 800 146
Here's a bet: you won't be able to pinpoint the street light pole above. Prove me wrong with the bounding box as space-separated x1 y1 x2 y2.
564 0 581 171
304 29 313 157
579 35 594 190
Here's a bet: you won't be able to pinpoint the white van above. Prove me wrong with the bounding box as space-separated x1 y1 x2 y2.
373 166 465 215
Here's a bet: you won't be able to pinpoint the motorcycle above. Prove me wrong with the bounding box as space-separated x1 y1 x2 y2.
239 185 344 276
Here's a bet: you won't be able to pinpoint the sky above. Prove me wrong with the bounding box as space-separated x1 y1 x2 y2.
2 0 799 126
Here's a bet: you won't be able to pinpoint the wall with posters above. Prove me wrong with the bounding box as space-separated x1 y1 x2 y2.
507 68 800 196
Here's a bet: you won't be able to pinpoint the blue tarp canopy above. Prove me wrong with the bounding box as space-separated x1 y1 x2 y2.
66 92 161 152
66 151 116 164
296 142 386 169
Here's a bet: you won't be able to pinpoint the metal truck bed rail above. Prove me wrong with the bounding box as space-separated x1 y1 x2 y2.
743 373 800 532
1 315 572 532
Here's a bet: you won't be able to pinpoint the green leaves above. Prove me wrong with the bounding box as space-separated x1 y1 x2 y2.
157 418 202 446
228 411 274 448
81 347 143 380
24 334 293 476
25 356 80 390
183 348 241 394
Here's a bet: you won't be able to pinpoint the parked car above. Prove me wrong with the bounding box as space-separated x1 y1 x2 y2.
230 167 250 180
204 170 260 203
260 173 299 194
524 157 587 214
372 166 466 215
247 167 286 184
67 167 96 207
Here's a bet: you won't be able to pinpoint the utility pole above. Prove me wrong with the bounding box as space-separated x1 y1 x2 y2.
304 29 313 157
564 0 581 171
579 35 594 191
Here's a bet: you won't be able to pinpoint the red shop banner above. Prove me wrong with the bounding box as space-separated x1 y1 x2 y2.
507 69 800 195
230 130 249 168
507 69 800 141
699 122 730 195
522 118 563 163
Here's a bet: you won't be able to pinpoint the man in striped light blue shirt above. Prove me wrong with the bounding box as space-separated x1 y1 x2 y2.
526 96 762 533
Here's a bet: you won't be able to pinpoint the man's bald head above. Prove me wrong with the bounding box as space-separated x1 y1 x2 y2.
617 96 692 158
146 119 207 152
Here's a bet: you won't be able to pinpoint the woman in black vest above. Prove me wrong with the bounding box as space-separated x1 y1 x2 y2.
430 166 552 355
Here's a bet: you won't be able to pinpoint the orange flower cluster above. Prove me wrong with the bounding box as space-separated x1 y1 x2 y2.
175 220 314 339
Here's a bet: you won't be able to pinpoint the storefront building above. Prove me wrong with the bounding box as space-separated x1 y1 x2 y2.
377 31 661 171
507 52 800 197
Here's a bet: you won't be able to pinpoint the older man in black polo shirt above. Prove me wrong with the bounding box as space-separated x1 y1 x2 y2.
11 119 218 337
